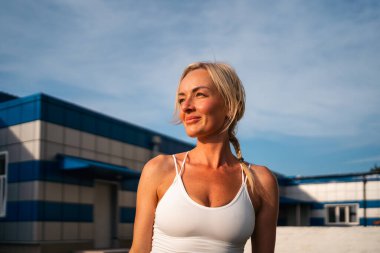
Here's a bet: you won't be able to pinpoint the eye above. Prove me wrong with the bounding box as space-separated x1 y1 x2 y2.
178 98 185 104
195 92 206 97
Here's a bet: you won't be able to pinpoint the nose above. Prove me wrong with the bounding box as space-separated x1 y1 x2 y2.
181 96 195 113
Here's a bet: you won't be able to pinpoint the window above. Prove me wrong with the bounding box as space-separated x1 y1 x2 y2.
0 151 7 218
325 204 359 225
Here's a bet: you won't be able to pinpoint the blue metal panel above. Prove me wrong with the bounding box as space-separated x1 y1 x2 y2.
310 203 325 210
8 161 94 186
360 217 380 226
121 179 140 192
65 108 82 129
0 111 6 128
82 114 96 133
110 123 124 140
43 202 62 221
310 217 324 226
362 200 380 208
21 101 36 122
120 207 136 223
0 201 93 222
46 102 65 125
79 204 93 222
58 154 141 179
6 106 21 126
95 118 110 136
18 161 41 181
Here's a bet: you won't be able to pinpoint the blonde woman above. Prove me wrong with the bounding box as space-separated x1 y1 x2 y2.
130 62 279 253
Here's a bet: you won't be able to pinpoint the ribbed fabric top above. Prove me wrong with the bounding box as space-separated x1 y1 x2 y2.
151 152 255 253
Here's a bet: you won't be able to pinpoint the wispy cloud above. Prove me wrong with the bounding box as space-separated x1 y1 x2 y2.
347 154 380 165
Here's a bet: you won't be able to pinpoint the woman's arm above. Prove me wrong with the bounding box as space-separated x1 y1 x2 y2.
129 155 169 253
251 166 279 253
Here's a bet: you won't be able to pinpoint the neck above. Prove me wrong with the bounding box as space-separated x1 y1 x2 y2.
191 132 236 169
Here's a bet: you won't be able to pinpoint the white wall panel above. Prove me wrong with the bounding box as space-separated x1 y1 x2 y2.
17 222 35 241
110 156 123 166
64 127 81 147
8 125 21 144
81 132 95 151
7 143 21 163
18 181 42 201
62 222 79 240
0 222 17 240
20 121 35 142
0 128 6 145
118 191 137 207
64 146 80 157
119 223 133 239
7 183 18 201
110 140 123 157
46 122 64 143
20 140 39 161
123 143 135 160
44 182 63 202
96 136 109 154
79 223 93 240
366 208 380 217
43 141 63 160
366 181 380 200
81 150 95 160
95 152 109 163
63 184 79 203
134 146 150 162
43 222 62 240
80 186 94 204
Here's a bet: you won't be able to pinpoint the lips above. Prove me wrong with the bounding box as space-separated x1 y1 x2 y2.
185 115 201 124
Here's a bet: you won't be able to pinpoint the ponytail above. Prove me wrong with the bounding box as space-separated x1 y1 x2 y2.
229 131 255 193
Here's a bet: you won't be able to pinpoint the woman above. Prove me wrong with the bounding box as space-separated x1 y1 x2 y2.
130 62 279 253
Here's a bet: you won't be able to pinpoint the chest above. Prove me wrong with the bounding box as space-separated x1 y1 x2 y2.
180 167 243 208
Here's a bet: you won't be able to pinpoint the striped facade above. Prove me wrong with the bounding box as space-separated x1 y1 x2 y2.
278 173 380 226
0 92 192 253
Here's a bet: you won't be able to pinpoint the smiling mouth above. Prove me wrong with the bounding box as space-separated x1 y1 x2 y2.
185 116 201 124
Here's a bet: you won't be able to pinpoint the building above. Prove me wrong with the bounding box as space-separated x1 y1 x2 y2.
278 171 380 226
0 92 192 253
0 92 379 253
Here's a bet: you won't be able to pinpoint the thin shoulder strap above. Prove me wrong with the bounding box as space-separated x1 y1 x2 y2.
172 152 189 175
243 164 251 184
172 154 179 175
178 152 189 175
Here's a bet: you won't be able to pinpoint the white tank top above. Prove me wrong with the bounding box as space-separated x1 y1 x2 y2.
151 152 255 253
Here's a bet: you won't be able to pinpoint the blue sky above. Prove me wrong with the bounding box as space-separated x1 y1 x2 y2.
1 0 379 176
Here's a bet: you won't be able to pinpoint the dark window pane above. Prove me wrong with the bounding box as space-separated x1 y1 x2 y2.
339 206 346 222
328 207 336 223
0 154 5 175
349 206 357 222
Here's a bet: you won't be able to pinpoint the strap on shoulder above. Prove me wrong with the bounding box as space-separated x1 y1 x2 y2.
172 154 179 175
178 151 189 176
243 164 251 183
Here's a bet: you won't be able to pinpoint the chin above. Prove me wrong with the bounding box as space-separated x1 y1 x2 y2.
185 130 200 138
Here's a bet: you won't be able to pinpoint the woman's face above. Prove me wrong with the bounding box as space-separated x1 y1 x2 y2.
178 69 227 139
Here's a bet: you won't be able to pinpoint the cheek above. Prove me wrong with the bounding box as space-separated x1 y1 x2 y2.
179 111 185 122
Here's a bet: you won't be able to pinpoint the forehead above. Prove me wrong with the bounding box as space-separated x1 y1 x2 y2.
179 69 214 92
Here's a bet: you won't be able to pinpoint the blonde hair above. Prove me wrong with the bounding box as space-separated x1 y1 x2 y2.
175 62 254 191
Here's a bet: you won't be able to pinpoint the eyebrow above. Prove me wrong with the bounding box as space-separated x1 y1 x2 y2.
178 85 211 96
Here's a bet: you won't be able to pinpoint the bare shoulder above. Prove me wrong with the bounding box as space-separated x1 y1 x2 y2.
250 164 278 189
249 164 279 209
140 154 174 181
